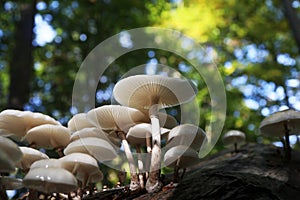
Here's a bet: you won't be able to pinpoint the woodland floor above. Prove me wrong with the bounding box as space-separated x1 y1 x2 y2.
83 143 300 200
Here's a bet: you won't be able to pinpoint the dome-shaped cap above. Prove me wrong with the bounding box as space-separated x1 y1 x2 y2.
222 130 246 146
67 113 95 132
16 147 49 171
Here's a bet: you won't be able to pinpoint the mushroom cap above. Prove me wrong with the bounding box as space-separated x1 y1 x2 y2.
59 152 99 174
259 109 300 137
24 124 71 149
30 158 62 169
0 109 60 140
0 177 23 190
63 137 118 162
23 167 78 193
113 75 197 109
86 105 146 133
70 127 121 147
0 150 15 173
222 130 246 146
163 145 200 168
166 124 207 151
16 147 49 170
126 123 170 145
67 113 95 132
0 136 23 163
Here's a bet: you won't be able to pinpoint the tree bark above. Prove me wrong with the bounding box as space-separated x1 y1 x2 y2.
8 2 36 110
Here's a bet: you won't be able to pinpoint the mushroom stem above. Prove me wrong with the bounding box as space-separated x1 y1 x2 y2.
117 131 140 191
180 168 186 181
283 122 291 160
173 158 181 183
146 105 163 193
135 145 145 189
234 142 238 153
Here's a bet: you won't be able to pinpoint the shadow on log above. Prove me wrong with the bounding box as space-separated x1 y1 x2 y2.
84 143 300 200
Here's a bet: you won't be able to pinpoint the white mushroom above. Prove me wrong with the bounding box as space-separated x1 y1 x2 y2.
86 105 146 191
163 145 200 182
113 74 197 193
63 137 117 162
16 147 49 171
222 130 246 153
67 113 95 132
259 109 300 160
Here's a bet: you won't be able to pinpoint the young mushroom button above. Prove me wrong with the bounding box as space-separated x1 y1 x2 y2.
113 74 197 193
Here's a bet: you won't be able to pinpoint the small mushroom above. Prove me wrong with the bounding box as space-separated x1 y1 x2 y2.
70 127 121 147
222 130 246 153
16 147 49 172
163 145 200 183
0 136 23 164
166 124 207 152
23 167 78 194
113 74 197 193
259 109 300 160
0 109 60 141
24 124 71 156
63 137 118 162
59 153 101 187
86 105 146 191
67 113 95 132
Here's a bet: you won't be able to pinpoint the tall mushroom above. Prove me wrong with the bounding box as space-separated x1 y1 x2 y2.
86 105 146 191
113 74 197 193
259 109 300 160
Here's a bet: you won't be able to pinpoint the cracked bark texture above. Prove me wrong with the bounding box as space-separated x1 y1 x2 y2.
85 143 300 200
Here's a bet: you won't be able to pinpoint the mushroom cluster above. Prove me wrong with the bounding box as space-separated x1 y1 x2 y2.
0 74 206 198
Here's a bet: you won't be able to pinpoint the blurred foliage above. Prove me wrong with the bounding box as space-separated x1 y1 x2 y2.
1 0 300 197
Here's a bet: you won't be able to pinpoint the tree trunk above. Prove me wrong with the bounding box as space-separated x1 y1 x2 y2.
282 0 300 53
8 2 36 110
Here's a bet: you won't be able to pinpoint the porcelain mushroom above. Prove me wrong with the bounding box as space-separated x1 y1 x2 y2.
259 109 300 160
86 105 146 191
166 124 207 152
222 130 246 153
0 109 60 140
127 123 170 188
164 145 200 183
24 124 71 156
23 167 78 194
0 136 23 164
16 147 49 172
59 153 100 186
70 127 121 147
63 137 118 162
67 113 95 132
113 74 197 193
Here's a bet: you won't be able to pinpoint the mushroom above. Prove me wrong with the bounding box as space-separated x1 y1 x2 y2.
16 147 49 172
0 177 23 190
23 124 71 156
67 113 95 132
127 123 170 188
259 109 300 160
59 153 101 187
0 136 23 164
163 145 200 183
113 74 197 193
63 137 118 162
23 167 78 194
166 124 207 152
70 127 121 147
86 105 146 191
222 130 246 153
0 109 60 141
